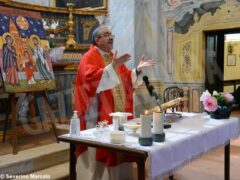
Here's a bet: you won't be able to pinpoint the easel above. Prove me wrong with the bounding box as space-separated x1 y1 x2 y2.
2 90 58 154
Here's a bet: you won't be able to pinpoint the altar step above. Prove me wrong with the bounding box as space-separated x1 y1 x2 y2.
0 143 70 180
17 162 69 180
56 123 70 134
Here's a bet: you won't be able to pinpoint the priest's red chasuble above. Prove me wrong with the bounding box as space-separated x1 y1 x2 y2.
74 45 134 166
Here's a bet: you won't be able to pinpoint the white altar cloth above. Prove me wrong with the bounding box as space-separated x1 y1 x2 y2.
66 113 240 179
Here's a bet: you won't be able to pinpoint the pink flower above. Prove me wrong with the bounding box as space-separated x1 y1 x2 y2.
224 93 234 103
200 90 211 102
203 96 218 112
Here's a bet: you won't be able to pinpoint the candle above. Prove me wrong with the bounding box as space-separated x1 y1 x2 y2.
140 114 152 138
153 112 164 134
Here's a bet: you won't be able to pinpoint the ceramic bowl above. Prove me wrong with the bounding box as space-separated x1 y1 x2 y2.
122 123 140 133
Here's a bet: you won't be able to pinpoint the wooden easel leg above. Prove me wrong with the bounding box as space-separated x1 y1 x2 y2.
2 95 11 143
41 91 58 141
37 93 49 132
28 93 37 125
10 93 18 154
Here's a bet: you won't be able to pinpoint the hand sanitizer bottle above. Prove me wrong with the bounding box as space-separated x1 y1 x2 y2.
70 111 80 136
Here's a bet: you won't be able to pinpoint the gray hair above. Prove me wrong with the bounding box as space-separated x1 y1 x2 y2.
91 26 108 45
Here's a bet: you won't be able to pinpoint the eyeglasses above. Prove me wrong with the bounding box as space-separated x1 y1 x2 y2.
99 32 115 39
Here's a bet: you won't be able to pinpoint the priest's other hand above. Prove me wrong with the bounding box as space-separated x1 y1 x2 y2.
137 54 157 71
112 51 131 69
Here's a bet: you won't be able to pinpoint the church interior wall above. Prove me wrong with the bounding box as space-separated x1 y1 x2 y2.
156 0 240 113
108 0 135 69
224 36 240 92
126 0 240 114
224 40 240 80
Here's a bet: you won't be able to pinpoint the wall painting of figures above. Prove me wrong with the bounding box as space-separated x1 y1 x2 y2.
0 6 55 93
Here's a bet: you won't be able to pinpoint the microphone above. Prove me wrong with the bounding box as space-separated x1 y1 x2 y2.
143 76 161 107
143 76 154 96
143 76 172 129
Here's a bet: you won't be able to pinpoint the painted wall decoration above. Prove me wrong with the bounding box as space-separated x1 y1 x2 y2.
76 15 99 44
166 0 190 7
0 6 55 93
174 1 223 34
182 42 191 73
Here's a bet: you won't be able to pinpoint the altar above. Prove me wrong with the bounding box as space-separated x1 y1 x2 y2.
58 113 240 180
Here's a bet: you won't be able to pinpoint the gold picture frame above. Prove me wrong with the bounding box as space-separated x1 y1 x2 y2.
10 0 53 7
56 0 108 10
1 0 108 15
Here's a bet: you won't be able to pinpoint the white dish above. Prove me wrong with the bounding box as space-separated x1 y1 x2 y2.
122 123 140 133
109 112 133 117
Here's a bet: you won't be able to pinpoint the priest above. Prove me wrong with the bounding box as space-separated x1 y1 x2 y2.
74 26 156 180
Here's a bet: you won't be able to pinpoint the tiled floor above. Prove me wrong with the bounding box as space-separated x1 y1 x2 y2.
165 138 240 180
163 110 240 180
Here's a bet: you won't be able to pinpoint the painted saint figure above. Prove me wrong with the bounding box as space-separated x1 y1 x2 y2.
21 50 36 86
30 35 52 83
2 33 19 86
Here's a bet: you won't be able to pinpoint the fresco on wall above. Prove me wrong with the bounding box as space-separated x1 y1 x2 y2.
174 1 223 34
0 6 55 93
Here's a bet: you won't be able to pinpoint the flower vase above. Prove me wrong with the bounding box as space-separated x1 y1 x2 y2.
210 104 232 119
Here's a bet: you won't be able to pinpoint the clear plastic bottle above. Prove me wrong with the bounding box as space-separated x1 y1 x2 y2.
70 111 80 136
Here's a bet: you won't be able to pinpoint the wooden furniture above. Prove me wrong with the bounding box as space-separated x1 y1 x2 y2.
163 86 184 117
58 113 240 180
58 136 148 180
2 91 58 154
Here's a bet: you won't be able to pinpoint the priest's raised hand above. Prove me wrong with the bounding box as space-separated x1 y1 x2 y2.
111 51 131 69
137 54 157 72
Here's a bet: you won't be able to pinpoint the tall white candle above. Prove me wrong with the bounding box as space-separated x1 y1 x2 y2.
153 112 164 134
140 114 152 137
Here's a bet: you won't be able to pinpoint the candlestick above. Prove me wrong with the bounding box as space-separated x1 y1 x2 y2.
153 112 165 142
139 113 153 146
153 112 164 134
140 114 152 137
